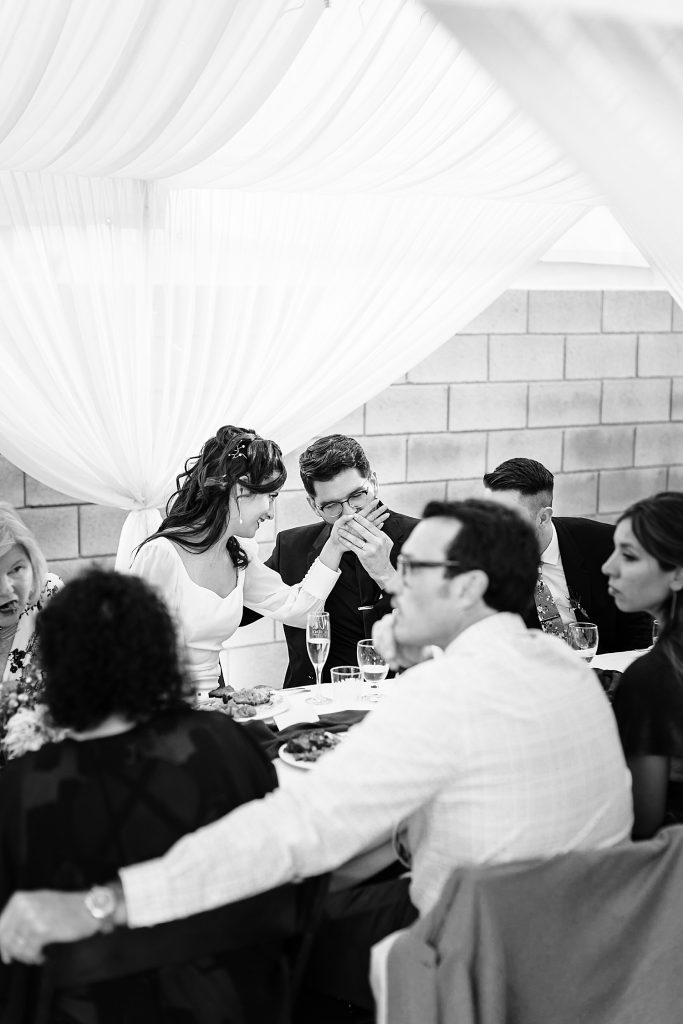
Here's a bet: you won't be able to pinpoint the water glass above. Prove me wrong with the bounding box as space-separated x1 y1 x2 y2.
330 666 361 685
566 622 599 664
357 639 389 702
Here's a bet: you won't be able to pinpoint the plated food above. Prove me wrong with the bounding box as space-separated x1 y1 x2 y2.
199 685 287 721
279 729 343 769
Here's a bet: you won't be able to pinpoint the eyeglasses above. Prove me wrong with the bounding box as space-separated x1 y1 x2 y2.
316 485 372 519
397 555 463 580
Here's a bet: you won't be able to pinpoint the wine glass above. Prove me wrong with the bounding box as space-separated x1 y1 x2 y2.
566 622 599 664
357 639 388 703
306 612 332 706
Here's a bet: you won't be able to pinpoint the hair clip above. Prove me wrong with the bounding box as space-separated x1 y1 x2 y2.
227 439 251 461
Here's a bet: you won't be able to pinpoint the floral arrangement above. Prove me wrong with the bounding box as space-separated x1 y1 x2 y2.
0 663 67 760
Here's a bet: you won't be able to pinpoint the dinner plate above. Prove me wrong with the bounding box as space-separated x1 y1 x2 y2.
233 693 289 723
278 737 340 769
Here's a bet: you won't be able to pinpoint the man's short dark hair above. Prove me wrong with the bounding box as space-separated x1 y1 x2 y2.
299 435 371 497
423 498 539 615
483 458 554 500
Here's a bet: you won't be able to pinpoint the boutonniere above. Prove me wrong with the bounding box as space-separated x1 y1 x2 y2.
568 591 589 621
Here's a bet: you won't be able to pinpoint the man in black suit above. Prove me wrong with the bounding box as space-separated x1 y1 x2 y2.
242 435 418 687
483 458 650 654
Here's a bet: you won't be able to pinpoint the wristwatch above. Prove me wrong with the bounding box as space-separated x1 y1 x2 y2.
84 884 120 933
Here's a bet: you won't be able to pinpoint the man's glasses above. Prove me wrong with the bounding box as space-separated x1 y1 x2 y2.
316 485 372 520
397 555 463 581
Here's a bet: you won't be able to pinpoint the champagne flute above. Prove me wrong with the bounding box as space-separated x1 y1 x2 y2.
357 639 388 703
566 622 599 664
306 612 332 706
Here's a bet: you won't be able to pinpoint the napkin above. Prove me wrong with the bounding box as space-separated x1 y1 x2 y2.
245 710 369 762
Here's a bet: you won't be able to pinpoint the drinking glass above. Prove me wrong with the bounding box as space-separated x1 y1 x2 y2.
357 639 389 702
330 666 361 685
566 622 599 664
306 612 332 705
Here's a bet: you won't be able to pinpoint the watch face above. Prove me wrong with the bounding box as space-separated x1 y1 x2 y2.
85 885 116 920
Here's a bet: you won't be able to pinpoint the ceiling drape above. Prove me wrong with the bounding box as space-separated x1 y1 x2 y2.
0 0 627 565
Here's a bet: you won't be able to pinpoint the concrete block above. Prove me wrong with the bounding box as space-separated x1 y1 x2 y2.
49 556 116 582
490 335 564 382
366 385 448 435
602 378 671 424
566 334 636 379
553 472 598 516
528 291 602 333
408 433 486 481
359 435 407 483
24 476 80 506
224 615 277 648
379 481 447 519
564 427 634 471
529 381 601 427
322 404 365 438
674 379 683 421
603 291 672 332
445 478 486 500
19 506 79 560
635 423 683 467
674 303 683 331
461 291 528 333
79 506 128 557
223 641 290 689
449 383 527 431
637 334 683 377
486 429 563 473
0 453 24 507
273 489 318 534
407 335 487 383
598 468 668 514
668 466 683 489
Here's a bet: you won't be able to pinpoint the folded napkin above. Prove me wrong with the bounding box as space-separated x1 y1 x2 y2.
244 709 369 762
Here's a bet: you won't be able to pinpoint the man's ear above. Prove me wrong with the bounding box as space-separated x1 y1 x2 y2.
450 569 489 607
306 492 321 518
537 505 553 529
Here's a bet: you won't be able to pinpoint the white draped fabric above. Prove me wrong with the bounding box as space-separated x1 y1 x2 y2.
0 0 601 565
426 0 683 309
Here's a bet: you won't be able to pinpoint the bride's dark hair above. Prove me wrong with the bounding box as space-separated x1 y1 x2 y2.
138 425 286 569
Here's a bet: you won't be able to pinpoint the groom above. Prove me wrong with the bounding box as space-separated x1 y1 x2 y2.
241 434 417 686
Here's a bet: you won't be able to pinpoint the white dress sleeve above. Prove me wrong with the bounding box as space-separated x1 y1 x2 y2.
128 539 185 639
241 537 339 627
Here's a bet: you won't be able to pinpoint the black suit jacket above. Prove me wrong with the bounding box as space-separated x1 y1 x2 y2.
241 510 418 687
524 516 651 654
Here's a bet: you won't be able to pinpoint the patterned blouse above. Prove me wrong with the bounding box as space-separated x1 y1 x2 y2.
1 573 63 684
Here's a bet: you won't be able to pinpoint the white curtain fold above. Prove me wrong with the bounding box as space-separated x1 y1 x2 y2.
425 0 683 308
0 172 583 565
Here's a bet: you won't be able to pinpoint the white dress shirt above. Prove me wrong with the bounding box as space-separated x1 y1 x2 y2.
540 524 577 626
121 613 632 925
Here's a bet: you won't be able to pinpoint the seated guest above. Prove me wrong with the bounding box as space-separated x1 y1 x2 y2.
0 503 62 686
130 424 345 696
483 457 650 653
603 492 683 839
242 434 417 687
0 501 632 1016
0 570 300 1023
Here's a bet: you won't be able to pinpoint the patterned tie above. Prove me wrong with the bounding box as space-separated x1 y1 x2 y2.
535 566 566 638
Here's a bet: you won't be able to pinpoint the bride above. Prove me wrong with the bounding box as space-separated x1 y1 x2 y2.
131 425 346 694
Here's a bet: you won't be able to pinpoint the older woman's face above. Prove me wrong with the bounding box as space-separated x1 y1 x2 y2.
0 544 34 627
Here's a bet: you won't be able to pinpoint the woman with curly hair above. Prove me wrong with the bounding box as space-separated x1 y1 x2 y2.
602 491 683 838
0 569 300 1023
0 504 62 687
131 425 349 694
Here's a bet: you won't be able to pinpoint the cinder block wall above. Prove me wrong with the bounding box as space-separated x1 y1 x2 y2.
2 290 682 686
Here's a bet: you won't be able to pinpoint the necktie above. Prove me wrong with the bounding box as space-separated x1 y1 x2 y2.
535 566 566 638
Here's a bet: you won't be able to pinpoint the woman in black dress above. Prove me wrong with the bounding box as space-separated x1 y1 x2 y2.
602 492 683 839
0 569 298 1024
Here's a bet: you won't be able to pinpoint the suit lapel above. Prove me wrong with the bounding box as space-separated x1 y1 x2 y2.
554 519 592 619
